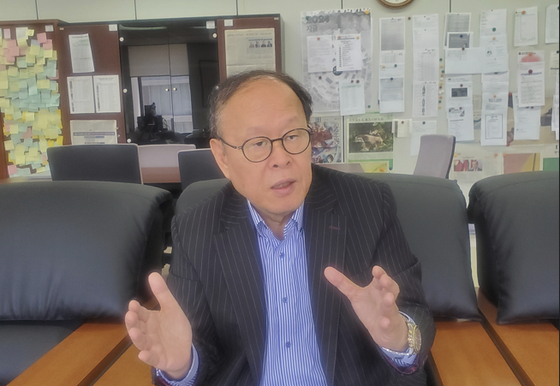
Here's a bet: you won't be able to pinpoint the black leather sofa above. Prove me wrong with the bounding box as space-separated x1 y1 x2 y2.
0 181 172 385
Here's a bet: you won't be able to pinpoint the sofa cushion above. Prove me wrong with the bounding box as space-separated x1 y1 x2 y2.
0 181 172 320
468 171 559 323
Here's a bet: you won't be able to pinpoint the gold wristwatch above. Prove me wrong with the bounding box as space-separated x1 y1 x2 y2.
406 318 421 355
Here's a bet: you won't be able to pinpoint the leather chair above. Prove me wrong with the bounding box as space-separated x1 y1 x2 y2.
47 144 143 184
177 149 224 190
413 135 456 179
175 169 479 320
0 181 173 385
468 171 559 323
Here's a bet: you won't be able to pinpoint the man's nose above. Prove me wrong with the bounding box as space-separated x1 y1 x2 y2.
268 139 290 166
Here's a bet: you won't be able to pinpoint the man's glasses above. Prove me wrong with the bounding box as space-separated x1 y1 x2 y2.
216 128 312 163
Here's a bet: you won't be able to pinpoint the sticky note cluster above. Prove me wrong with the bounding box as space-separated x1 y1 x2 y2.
1 27 62 177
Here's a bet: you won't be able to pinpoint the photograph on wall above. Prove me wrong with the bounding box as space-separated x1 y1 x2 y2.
345 113 394 172
309 115 343 163
450 153 501 182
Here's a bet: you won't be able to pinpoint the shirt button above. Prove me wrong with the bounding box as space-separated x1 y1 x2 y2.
279 252 284 259
285 342 291 348
282 297 288 304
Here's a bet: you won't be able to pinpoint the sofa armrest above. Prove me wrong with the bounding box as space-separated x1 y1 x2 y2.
430 320 520 386
8 321 130 386
478 290 560 386
93 345 152 386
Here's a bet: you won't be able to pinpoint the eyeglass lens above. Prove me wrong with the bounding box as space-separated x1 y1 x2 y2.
243 128 310 162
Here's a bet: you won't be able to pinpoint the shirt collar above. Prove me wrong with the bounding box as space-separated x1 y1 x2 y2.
247 200 305 237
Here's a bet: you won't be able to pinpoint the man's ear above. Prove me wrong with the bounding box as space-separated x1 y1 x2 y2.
209 138 230 179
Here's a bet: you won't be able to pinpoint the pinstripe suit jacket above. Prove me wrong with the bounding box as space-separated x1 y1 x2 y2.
168 165 435 386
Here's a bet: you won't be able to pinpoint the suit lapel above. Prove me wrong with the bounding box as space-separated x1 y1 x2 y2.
213 189 266 381
304 172 347 386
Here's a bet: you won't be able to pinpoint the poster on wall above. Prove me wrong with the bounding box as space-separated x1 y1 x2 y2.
345 113 394 173
301 9 374 114
309 115 343 164
225 28 276 77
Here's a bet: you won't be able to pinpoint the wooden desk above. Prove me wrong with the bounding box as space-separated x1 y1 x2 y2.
93 345 152 386
8 322 130 386
141 166 181 184
478 291 559 386
431 320 520 386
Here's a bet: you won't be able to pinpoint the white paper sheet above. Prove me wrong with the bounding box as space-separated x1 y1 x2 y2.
339 80 366 116
379 77 404 113
413 48 439 82
68 34 95 73
412 14 439 50
225 28 276 77
67 76 94 114
514 7 538 47
445 47 482 75
380 17 405 51
447 105 474 142
379 63 406 79
512 93 541 140
550 51 560 70
307 35 334 73
70 120 117 145
446 81 473 107
481 91 508 112
480 34 509 74
444 13 471 47
481 111 507 146
410 120 437 156
93 75 121 113
392 119 410 138
413 82 438 118
482 71 509 84
545 4 560 44
480 9 507 37
335 34 362 72
447 32 472 49
517 51 545 107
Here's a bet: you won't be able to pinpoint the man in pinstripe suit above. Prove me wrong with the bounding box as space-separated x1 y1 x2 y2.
126 70 435 385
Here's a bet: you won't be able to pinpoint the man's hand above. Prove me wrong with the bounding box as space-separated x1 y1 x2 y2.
324 265 408 352
125 272 193 379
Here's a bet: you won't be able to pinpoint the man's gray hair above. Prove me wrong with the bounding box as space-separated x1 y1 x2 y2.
208 70 313 138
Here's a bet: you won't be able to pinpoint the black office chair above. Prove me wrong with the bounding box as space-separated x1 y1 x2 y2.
413 134 456 179
178 149 224 190
47 144 142 184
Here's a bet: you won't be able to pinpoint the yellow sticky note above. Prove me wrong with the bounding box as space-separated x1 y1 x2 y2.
56 136 64 146
25 112 35 122
33 65 44 74
43 49 53 58
36 167 46 173
37 79 50 89
28 147 38 157
39 139 48 152
26 53 35 64
15 144 26 156
0 70 7 81
29 45 41 56
36 57 46 66
9 124 19 135
8 67 18 77
18 69 29 79
0 98 9 108
4 140 15 151
27 29 35 36
47 140 55 148
0 80 8 89
51 50 58 61
15 155 26 165
9 82 20 92
17 37 28 47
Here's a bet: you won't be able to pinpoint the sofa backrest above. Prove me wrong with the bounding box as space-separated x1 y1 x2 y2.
468 171 559 323
0 181 172 321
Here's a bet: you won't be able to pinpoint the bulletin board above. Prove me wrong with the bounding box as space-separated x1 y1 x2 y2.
0 20 63 178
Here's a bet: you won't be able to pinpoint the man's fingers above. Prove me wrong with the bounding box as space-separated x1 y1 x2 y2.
324 266 361 298
148 272 178 311
371 266 400 297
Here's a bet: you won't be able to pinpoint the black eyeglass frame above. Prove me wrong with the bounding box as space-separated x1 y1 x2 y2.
215 127 313 163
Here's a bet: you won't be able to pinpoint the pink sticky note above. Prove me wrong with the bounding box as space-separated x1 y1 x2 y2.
7 165 17 176
5 55 15 64
22 128 33 139
37 32 47 44
42 40 53 50
9 46 19 56
3 29 11 39
7 39 17 48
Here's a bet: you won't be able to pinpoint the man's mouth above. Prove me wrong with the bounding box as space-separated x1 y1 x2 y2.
272 180 295 189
